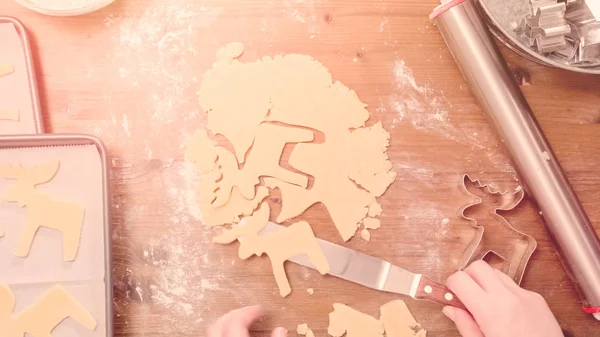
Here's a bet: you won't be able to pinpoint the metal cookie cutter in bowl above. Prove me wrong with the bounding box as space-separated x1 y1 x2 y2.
457 175 537 285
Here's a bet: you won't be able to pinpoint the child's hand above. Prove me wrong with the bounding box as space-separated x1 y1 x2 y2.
444 261 563 337
207 305 287 337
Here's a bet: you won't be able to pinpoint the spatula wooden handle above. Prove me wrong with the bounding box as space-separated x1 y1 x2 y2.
415 275 466 310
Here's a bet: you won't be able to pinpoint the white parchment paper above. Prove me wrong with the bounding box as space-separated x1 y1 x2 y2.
0 144 107 337
0 22 38 135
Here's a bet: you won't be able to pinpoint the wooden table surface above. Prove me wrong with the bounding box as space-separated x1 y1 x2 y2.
2 0 600 336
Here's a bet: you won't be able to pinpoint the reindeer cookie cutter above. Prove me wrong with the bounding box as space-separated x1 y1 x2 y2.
457 174 538 285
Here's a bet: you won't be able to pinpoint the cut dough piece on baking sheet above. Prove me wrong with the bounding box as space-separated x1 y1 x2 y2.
0 63 13 77
0 108 19 121
380 300 427 337
195 43 396 240
328 303 384 337
215 203 330 297
0 284 97 337
0 160 85 261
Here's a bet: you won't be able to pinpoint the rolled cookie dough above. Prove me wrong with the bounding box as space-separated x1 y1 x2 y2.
193 43 397 240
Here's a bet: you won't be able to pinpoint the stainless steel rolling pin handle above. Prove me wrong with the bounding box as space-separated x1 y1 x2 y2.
430 0 600 319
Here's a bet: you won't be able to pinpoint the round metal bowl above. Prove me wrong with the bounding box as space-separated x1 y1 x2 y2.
478 0 600 75
14 0 115 16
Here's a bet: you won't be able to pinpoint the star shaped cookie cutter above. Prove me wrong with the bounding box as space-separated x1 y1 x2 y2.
457 175 538 285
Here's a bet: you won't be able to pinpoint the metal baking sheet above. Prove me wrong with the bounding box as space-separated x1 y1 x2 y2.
0 134 111 337
0 17 44 134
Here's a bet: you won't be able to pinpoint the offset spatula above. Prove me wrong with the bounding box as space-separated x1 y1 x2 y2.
261 222 466 310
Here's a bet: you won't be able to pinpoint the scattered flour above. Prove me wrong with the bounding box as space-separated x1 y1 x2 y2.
391 60 454 136
98 1 220 157
388 58 517 178
379 18 389 33
283 0 321 35
135 159 216 330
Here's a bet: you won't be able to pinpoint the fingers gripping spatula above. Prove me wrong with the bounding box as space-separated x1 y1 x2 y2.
430 0 600 318
260 222 466 310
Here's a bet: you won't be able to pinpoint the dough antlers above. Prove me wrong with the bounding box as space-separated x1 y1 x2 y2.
0 284 97 337
0 160 85 261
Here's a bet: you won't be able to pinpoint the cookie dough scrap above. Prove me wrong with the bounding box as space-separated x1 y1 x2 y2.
363 217 381 230
361 229 371 241
327 301 426 337
214 203 330 297
298 323 315 337
0 108 19 121
0 160 85 261
263 122 395 241
328 303 384 337
185 125 314 227
0 284 97 337
212 123 314 207
185 130 268 227
196 43 397 241
381 300 427 337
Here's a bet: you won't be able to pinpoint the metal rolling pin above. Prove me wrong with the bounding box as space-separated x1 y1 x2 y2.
430 0 600 319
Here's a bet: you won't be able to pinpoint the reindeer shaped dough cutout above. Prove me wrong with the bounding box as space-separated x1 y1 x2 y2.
0 284 97 337
0 160 85 261
214 202 330 297
458 175 537 285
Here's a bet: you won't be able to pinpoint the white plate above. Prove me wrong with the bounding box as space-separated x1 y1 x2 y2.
14 0 115 16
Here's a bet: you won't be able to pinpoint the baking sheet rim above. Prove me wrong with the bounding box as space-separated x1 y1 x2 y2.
0 133 112 337
0 16 44 133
